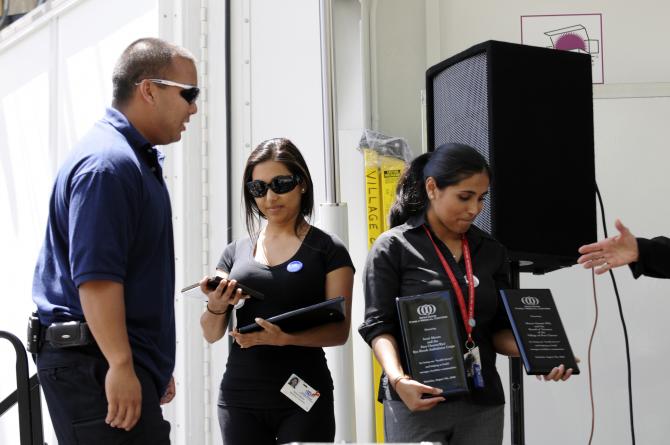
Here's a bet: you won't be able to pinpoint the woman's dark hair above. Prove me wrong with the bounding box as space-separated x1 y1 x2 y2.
242 138 314 240
388 142 491 228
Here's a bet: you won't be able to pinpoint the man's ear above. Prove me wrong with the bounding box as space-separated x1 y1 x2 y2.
136 79 156 104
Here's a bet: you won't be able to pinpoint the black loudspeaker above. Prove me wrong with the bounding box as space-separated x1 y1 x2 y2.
426 40 596 273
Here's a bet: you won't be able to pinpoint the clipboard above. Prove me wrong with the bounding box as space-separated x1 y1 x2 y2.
237 296 346 334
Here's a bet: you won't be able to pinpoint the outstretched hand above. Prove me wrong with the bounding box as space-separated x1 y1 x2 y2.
577 219 639 274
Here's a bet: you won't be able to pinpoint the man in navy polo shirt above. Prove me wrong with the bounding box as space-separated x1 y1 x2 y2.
32 37 198 444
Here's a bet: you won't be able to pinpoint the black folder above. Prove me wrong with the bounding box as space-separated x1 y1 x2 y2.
237 296 346 334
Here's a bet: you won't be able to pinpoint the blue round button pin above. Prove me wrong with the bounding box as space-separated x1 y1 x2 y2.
287 260 303 273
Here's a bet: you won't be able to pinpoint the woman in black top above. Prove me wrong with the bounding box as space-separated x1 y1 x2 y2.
358 143 574 444
200 138 354 445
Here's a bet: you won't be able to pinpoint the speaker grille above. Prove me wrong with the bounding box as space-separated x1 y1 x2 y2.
427 41 596 272
432 52 492 234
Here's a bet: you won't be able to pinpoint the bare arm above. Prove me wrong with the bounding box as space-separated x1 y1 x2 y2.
370 334 406 384
370 334 444 411
492 329 520 357
79 280 140 431
231 266 354 348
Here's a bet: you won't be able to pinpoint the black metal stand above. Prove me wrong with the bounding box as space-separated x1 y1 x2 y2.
0 330 44 445
509 261 524 445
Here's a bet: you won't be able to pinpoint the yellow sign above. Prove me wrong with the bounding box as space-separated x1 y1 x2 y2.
362 148 406 442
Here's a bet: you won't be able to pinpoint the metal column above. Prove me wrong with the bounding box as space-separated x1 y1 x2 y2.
318 0 356 441
509 261 525 445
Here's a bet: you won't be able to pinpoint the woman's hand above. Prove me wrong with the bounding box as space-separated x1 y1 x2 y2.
536 357 580 382
230 318 289 348
394 377 445 412
200 275 248 344
199 276 246 313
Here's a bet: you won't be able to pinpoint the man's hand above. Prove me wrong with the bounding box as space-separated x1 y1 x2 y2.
578 219 639 274
79 280 141 431
105 363 142 431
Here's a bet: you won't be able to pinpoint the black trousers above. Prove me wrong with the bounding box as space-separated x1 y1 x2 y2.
36 343 170 445
218 392 335 445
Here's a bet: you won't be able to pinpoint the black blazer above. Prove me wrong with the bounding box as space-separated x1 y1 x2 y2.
630 237 670 279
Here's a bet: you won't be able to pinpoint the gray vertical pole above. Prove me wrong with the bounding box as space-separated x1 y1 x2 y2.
318 0 356 441
509 261 525 445
319 0 340 204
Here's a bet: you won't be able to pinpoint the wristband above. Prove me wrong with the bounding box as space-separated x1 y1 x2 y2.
206 303 228 315
392 374 410 390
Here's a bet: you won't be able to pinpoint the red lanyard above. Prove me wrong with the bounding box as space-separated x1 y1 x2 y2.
423 225 476 347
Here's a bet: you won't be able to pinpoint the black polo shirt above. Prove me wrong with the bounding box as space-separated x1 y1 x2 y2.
358 213 511 406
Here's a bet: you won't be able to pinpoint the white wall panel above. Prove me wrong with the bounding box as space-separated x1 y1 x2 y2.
521 97 670 445
435 0 670 84
248 0 326 203
57 0 157 143
0 24 52 445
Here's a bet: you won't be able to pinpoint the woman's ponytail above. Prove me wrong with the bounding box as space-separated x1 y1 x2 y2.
388 152 432 228
388 143 490 228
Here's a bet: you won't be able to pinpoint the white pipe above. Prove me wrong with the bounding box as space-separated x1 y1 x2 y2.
318 0 355 441
320 203 356 442
319 0 340 204
357 3 377 441
369 0 380 131
360 0 372 130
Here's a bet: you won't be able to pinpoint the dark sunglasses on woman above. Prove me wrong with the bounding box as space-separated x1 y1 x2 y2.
246 175 302 198
135 78 200 104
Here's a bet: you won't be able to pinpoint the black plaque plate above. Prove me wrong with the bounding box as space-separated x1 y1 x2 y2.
500 289 580 375
396 291 468 396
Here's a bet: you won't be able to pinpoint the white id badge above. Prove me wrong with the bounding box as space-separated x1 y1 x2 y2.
464 346 485 388
280 374 320 412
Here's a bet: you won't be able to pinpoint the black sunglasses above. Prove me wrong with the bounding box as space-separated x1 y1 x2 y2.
246 175 302 198
137 79 200 104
